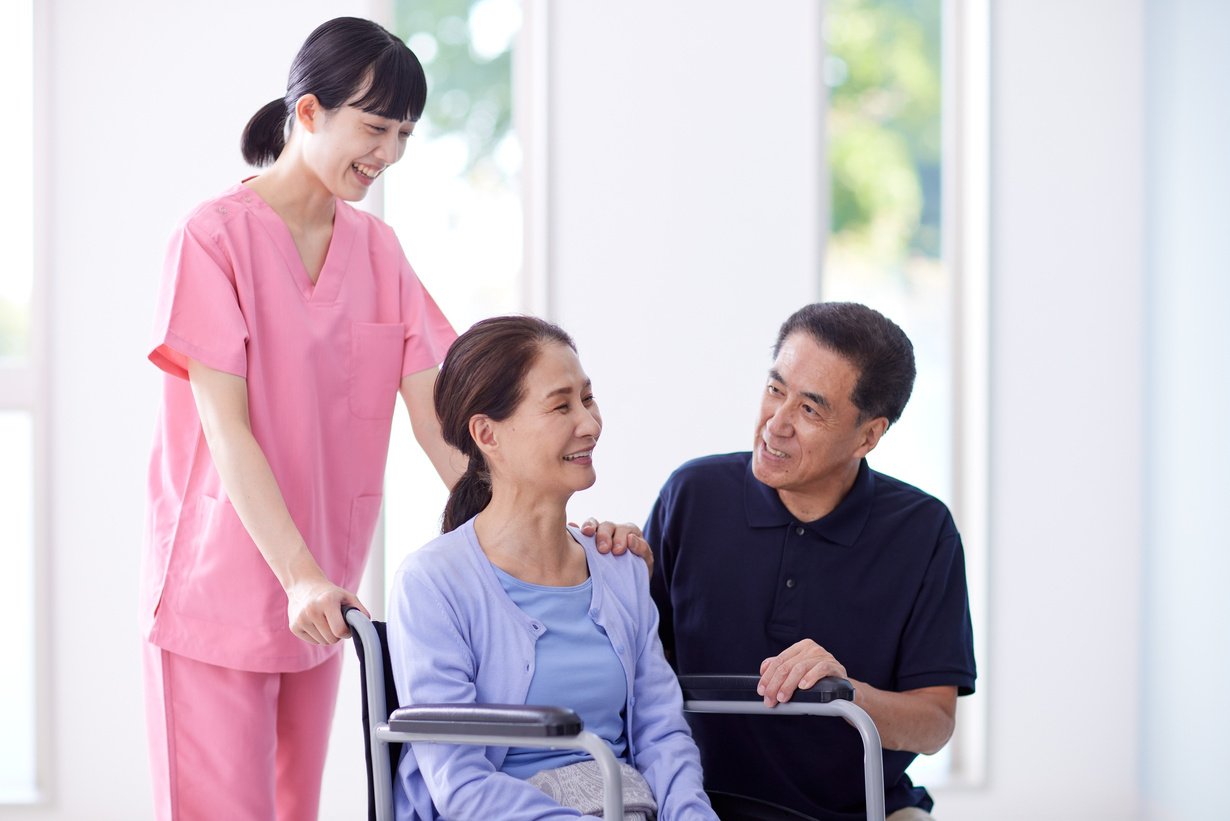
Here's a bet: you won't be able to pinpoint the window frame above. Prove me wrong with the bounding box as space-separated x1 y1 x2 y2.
1 0 52 805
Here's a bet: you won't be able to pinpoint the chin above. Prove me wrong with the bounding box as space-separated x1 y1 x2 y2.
750 454 786 490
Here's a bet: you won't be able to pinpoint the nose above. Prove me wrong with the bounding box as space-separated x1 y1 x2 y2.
374 131 401 164
764 403 793 438
577 405 602 440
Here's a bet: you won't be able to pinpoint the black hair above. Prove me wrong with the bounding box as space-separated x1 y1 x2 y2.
773 302 917 426
241 17 427 166
435 316 577 533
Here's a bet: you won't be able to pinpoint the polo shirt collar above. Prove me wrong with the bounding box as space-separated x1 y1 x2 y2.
743 457 876 546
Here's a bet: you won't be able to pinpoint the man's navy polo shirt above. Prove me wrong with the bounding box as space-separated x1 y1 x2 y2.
646 452 976 820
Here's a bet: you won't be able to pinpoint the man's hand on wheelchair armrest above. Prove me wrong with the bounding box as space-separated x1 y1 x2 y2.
758 639 848 707
678 674 854 704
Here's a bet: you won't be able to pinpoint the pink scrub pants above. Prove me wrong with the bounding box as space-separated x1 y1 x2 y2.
142 642 343 821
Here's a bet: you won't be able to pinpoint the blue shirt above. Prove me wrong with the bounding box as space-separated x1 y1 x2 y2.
388 518 717 820
646 453 976 820
491 567 629 778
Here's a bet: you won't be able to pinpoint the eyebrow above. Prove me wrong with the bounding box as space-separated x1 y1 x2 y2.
544 380 592 400
768 368 830 410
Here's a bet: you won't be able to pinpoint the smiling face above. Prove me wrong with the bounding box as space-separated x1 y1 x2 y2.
482 342 602 501
298 94 415 201
751 332 887 520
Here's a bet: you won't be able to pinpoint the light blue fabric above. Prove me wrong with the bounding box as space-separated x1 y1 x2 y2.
387 517 717 820
490 566 629 779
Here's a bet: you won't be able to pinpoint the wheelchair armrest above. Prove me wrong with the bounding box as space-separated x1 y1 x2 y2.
388 704 583 738
677 674 854 703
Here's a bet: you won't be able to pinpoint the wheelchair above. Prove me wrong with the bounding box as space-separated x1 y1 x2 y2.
344 607 885 821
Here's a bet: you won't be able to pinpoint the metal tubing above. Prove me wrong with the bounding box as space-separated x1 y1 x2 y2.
379 728 624 819
685 699 886 821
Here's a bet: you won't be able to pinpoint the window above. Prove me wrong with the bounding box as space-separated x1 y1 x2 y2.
0 0 43 803
821 0 988 786
380 0 524 590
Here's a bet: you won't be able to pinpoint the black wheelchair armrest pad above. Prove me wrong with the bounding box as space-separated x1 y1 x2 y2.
389 704 583 737
678 674 854 703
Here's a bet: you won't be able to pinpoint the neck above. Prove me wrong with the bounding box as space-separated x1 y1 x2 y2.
776 459 862 523
474 484 586 586
244 147 336 230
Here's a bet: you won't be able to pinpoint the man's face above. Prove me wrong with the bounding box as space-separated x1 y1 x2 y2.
751 332 883 508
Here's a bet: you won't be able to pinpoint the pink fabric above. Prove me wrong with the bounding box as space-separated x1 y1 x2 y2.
142 184 456 672
142 642 343 821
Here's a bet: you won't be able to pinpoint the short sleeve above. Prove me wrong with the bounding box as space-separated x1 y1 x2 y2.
895 520 977 695
149 221 249 380
399 257 457 378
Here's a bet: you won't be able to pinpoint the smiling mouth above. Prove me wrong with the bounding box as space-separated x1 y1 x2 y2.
563 450 593 461
352 162 382 180
762 440 789 459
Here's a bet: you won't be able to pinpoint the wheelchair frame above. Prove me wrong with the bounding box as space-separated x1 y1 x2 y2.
347 607 886 821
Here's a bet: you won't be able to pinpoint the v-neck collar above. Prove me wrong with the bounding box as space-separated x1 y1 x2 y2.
235 183 356 303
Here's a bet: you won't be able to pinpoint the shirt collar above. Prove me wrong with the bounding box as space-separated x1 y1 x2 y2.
743 457 876 546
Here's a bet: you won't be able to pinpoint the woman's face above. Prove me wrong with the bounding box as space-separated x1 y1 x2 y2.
487 343 602 499
301 96 415 202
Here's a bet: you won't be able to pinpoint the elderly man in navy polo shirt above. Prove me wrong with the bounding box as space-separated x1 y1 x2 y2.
645 302 976 821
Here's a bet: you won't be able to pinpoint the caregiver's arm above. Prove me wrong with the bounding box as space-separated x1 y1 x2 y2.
401 365 466 489
188 358 366 643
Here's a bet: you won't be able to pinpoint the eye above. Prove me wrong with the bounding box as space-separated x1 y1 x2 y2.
801 404 816 416
367 123 388 134
554 403 570 413
582 394 595 406
399 130 413 140
766 384 782 396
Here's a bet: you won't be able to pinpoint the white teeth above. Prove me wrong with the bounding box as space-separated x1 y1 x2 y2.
563 451 593 461
765 443 788 458
352 163 380 179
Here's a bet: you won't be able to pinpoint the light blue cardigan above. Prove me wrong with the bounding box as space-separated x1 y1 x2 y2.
387 517 717 820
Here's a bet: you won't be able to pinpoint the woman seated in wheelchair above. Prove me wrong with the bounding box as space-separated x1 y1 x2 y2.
388 315 718 820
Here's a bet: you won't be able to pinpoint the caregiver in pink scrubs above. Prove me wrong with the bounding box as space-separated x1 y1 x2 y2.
140 17 644 821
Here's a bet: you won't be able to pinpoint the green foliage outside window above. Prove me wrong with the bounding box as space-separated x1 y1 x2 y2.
393 0 515 180
827 0 941 266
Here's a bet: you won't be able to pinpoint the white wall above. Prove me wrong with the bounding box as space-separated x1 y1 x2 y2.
547 0 825 525
1141 1 1230 818
938 1 1146 818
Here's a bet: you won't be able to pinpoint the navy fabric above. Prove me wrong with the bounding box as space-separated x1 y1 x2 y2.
646 453 976 821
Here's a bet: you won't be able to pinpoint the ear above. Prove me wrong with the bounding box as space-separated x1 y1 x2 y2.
852 417 889 460
468 414 498 458
294 94 324 134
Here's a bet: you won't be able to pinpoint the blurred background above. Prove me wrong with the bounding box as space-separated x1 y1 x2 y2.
1 0 1226 819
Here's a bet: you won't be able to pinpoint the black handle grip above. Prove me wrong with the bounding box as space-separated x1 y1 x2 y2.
678 674 854 703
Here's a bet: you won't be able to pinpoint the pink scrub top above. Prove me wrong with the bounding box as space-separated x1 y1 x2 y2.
142 184 456 673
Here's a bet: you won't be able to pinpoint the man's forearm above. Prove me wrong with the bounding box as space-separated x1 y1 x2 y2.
848 681 957 755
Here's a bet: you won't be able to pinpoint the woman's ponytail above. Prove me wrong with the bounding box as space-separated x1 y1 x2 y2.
442 460 493 533
241 97 289 167
433 316 577 534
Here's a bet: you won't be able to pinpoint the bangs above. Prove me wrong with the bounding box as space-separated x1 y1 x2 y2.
352 45 427 122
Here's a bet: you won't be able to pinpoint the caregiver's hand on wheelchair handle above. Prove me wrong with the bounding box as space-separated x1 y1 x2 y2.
758 639 848 707
582 519 655 574
287 572 369 645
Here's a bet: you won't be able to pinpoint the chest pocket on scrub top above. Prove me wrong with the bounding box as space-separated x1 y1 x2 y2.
349 322 405 419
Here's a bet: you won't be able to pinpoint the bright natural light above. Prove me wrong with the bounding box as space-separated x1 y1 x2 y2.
382 0 523 584
0 0 38 803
